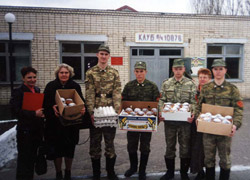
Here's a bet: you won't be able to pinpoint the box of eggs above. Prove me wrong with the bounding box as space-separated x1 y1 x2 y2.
162 102 191 121
55 89 85 123
197 104 234 136
118 101 158 132
93 106 118 128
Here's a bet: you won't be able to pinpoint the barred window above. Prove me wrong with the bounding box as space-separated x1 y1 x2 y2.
60 42 102 80
0 41 30 83
207 44 243 80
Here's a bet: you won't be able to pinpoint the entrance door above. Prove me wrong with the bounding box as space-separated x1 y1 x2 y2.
130 47 183 89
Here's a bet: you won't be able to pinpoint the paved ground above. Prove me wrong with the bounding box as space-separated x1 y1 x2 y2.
1 100 250 180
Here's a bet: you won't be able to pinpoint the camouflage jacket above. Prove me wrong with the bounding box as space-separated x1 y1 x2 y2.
122 79 160 102
196 80 243 129
159 76 196 113
85 65 121 115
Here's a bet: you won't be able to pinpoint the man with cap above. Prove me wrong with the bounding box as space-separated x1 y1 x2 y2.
196 59 243 180
122 61 160 180
85 45 121 180
159 58 196 180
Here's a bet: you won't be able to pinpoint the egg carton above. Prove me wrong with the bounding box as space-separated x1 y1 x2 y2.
94 115 118 128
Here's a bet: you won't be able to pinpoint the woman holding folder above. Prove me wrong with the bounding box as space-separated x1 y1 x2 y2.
10 66 45 180
43 63 86 180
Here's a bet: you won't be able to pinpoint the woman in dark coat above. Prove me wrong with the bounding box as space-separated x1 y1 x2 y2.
43 64 86 180
190 68 212 180
10 67 44 180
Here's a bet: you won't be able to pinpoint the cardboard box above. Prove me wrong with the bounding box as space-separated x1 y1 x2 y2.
197 104 234 136
55 89 84 123
162 103 191 121
118 101 158 132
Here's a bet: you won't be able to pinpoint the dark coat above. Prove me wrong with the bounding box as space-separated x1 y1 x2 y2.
190 89 204 173
10 84 44 137
43 78 83 146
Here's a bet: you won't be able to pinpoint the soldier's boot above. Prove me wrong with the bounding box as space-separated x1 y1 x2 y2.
64 170 71 180
56 171 63 180
194 170 205 180
160 157 175 180
219 168 230 180
91 158 101 180
124 152 138 177
206 167 215 180
106 156 119 180
180 158 190 180
138 153 149 180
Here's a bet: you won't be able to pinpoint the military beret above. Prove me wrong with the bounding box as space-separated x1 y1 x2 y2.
211 59 226 67
172 59 184 68
134 61 147 70
98 45 110 54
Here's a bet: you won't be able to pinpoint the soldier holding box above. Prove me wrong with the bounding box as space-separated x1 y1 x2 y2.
196 59 243 180
159 59 196 180
85 45 121 180
122 61 160 180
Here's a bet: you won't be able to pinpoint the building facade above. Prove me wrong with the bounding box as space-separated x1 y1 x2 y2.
0 6 250 104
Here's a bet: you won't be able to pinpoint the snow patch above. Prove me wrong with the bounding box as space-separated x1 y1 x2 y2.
0 125 17 168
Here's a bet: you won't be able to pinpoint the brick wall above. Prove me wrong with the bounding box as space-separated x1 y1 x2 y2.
0 6 250 104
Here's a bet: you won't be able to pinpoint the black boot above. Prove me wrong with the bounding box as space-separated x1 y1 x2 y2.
194 170 205 180
180 158 190 180
160 157 175 180
56 171 63 180
106 156 119 180
139 153 149 180
91 158 101 180
206 167 215 180
124 152 138 177
64 170 71 180
219 168 230 180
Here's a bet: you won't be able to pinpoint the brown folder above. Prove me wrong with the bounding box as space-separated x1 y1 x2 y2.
22 92 44 111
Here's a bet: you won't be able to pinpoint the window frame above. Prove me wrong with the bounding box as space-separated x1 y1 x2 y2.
0 40 31 85
206 43 244 82
60 41 103 81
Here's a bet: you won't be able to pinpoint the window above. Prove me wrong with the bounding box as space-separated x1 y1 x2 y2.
60 42 101 80
0 41 30 83
207 44 243 80
131 48 155 56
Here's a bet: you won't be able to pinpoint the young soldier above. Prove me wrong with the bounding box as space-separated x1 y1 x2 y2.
196 59 243 180
159 59 196 180
85 45 121 180
122 61 160 180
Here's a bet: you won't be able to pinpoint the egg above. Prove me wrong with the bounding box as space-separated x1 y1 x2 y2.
134 108 141 113
138 111 144 116
68 103 76 107
222 119 231 124
142 108 148 112
213 118 221 123
60 97 65 103
151 108 157 113
183 102 189 106
200 114 206 118
146 111 153 116
204 117 211 122
130 112 136 116
225 115 232 120
205 112 212 116
165 102 172 105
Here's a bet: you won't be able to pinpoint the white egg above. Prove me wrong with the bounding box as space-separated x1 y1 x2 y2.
205 112 212 116
204 117 211 122
200 114 206 118
222 119 231 124
213 118 221 123
225 115 232 120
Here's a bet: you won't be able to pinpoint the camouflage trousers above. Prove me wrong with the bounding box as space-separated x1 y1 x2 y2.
164 122 191 159
89 127 116 159
127 131 152 154
203 133 232 169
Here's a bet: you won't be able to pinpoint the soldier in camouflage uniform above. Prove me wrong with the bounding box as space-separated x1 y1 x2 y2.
196 59 243 180
85 45 121 180
122 61 160 180
159 59 196 180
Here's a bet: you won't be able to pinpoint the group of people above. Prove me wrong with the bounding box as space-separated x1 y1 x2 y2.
10 44 243 180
